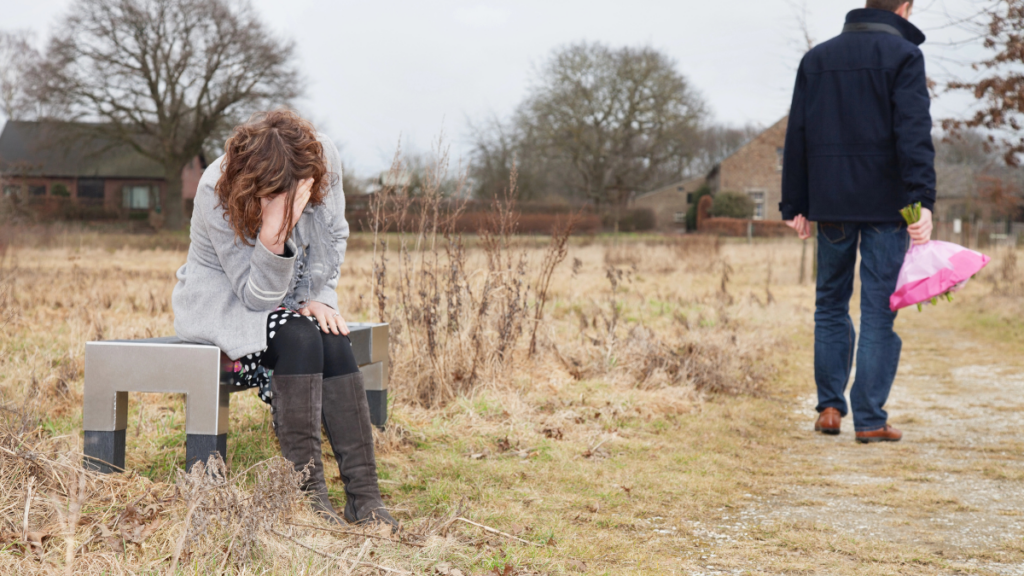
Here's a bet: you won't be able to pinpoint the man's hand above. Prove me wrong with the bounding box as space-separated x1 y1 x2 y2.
259 178 314 254
907 207 933 245
299 300 350 336
785 214 814 240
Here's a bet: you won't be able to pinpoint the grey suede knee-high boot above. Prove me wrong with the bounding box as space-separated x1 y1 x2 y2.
271 373 344 525
321 372 398 530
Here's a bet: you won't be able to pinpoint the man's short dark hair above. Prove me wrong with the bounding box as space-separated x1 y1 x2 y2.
866 0 913 11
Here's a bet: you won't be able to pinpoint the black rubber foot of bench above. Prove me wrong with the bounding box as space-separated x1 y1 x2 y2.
366 389 388 430
185 433 227 472
84 430 126 474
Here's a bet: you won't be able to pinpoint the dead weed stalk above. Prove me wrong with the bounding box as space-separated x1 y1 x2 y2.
370 149 577 407
0 421 340 575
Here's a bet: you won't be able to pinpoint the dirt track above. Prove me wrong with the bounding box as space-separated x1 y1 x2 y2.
752 311 1024 574
672 305 1024 576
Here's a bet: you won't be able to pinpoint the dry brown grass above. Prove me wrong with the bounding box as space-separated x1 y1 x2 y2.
0 226 787 573
364 152 766 410
2 219 1020 574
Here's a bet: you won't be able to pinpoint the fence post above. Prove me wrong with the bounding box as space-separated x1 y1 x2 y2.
799 239 808 285
812 223 818 282
747 221 753 245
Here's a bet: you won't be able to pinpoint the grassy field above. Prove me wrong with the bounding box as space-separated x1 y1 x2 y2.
0 227 1022 575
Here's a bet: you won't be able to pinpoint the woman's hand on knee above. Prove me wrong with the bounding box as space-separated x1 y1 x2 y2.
299 301 349 336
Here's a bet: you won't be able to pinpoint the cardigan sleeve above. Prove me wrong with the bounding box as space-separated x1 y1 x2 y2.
197 168 297 312
310 135 350 311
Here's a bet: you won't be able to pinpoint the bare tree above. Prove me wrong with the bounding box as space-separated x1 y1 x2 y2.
684 123 762 177
467 115 559 202
31 0 302 229
936 129 1024 222
787 0 816 55
935 131 992 218
469 115 752 204
515 42 708 211
944 0 1024 167
0 30 40 120
468 116 523 200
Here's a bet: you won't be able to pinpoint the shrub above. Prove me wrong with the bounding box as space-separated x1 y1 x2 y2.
602 208 656 232
685 185 712 231
710 191 755 219
51 183 71 197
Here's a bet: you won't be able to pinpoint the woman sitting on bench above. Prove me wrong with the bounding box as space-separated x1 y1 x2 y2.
171 109 396 530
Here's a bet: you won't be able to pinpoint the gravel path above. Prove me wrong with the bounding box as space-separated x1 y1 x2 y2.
739 314 1024 572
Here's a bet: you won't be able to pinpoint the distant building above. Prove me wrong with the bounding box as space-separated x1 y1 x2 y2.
631 117 789 229
0 120 204 216
635 115 1023 238
936 164 1021 223
631 176 706 231
706 116 788 221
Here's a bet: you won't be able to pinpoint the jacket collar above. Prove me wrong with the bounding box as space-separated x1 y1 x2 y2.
845 8 926 46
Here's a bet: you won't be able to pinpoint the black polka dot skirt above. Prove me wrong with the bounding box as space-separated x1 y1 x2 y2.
228 307 317 405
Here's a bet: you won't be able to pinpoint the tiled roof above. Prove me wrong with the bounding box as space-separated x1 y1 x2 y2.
0 120 165 179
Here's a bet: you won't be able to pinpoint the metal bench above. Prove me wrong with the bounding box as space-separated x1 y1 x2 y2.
82 322 389 474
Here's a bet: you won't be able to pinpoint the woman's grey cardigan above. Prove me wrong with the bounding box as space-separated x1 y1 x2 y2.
172 135 349 360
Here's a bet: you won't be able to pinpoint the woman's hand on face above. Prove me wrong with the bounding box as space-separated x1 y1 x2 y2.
298 300 350 336
258 178 314 253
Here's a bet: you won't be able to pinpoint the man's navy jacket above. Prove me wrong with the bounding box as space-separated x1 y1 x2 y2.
780 8 937 223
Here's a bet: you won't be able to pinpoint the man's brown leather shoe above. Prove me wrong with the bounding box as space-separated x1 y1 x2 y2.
814 407 842 435
855 424 902 444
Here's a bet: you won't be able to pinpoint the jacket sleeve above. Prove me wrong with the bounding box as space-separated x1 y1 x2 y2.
197 172 297 312
780 59 809 220
311 134 350 312
892 48 937 212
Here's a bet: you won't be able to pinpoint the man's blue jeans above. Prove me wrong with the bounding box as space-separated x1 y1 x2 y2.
815 222 908 432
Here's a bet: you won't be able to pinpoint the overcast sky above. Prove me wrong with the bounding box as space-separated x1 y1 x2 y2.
2 0 990 176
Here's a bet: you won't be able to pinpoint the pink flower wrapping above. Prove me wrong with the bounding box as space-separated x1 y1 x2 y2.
889 240 990 312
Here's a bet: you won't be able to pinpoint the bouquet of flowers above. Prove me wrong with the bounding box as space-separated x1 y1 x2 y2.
889 203 990 312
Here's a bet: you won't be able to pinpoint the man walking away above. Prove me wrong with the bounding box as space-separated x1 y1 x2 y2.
780 0 935 444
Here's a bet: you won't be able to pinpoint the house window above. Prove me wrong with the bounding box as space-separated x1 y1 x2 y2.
776 147 785 171
78 179 106 200
748 190 766 221
2 185 21 197
674 211 687 223
29 185 46 196
122 185 153 210
686 193 694 204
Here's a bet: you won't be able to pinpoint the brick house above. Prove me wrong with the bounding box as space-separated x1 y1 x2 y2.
632 117 788 229
0 120 204 217
631 176 706 230
706 116 788 221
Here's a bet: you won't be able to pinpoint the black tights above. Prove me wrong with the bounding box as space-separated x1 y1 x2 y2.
262 314 360 378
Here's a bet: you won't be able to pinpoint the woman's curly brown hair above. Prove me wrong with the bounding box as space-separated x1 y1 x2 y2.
216 109 331 245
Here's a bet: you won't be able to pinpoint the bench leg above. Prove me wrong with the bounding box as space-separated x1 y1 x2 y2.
82 386 128 474
365 389 387 429
83 430 126 474
183 381 231 472
360 361 388 429
185 434 227 472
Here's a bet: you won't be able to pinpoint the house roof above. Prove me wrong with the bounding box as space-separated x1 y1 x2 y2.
708 115 789 176
635 176 706 201
0 120 166 179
